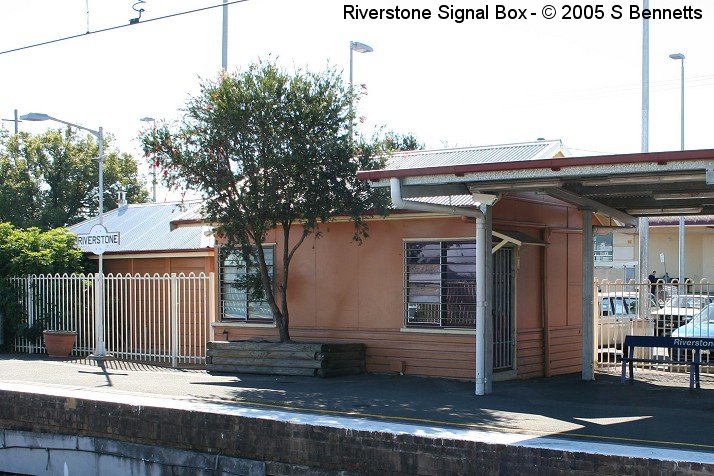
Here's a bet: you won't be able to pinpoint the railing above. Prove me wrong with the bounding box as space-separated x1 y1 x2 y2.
595 278 714 374
10 273 215 367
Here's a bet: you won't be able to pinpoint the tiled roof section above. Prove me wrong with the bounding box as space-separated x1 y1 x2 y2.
383 140 566 171
68 201 213 253
649 215 714 226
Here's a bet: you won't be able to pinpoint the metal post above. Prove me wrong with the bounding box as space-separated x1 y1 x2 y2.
475 214 487 395
348 41 354 140
152 165 157 203
208 272 216 342
679 216 686 285
221 0 228 70
582 210 595 380
482 204 494 394
98 127 104 226
641 0 649 154
171 273 179 368
638 0 650 312
677 56 686 286
27 276 34 353
93 127 108 358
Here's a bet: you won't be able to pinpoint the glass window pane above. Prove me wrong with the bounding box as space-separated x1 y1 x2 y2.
220 245 274 321
405 240 478 328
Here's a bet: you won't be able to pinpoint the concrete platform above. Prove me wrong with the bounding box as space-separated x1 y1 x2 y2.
1 354 714 467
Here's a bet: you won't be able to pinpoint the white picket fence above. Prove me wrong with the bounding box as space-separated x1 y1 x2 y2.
595 278 714 374
10 273 215 367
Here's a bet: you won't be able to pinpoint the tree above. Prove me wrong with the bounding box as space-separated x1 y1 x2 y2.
0 222 88 347
0 128 148 228
141 61 395 342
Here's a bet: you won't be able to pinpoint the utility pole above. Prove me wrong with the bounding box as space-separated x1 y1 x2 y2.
1 109 20 133
222 0 228 70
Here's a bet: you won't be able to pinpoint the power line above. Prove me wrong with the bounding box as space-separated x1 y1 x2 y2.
0 0 249 56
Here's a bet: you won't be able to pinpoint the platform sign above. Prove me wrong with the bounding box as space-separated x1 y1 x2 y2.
76 224 120 255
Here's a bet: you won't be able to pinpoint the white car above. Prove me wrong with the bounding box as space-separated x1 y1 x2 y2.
652 294 714 336
671 304 714 338
598 292 657 347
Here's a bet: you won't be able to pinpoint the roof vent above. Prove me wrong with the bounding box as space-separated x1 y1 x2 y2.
117 190 128 208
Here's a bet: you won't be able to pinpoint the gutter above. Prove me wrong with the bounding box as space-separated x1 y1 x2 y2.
359 148 714 182
390 178 489 396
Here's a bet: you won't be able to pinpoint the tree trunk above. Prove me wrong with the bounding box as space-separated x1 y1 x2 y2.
276 314 291 342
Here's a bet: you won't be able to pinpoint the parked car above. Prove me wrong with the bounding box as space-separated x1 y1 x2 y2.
670 305 714 362
652 294 714 337
597 292 657 348
671 304 714 338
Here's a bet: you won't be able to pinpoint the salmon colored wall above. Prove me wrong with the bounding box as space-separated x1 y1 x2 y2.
102 254 215 276
215 194 585 380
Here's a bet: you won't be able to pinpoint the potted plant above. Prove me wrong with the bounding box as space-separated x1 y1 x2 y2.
42 328 77 358
15 316 76 358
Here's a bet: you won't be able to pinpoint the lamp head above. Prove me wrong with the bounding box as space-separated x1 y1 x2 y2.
19 112 51 122
351 41 373 53
669 53 685 60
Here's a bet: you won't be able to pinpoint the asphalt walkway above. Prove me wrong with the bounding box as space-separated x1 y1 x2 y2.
2 354 714 464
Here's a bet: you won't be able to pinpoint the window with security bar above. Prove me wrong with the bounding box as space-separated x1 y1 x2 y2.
219 246 274 321
404 240 477 328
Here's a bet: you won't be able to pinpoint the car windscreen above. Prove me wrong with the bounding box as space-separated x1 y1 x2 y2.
668 296 711 309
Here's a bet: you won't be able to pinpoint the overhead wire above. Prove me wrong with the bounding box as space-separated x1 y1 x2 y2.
0 0 249 56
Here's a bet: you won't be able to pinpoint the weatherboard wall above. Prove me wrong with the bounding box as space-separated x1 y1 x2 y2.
214 193 585 380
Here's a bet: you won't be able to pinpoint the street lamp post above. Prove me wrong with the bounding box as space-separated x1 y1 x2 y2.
20 112 108 359
140 116 157 202
349 41 373 140
670 53 686 287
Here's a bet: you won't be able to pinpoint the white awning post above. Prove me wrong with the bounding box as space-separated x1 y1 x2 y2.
475 215 487 394
388 177 490 395
582 210 595 380
481 204 494 394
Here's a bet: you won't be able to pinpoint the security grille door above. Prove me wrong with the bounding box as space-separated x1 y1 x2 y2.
493 247 515 371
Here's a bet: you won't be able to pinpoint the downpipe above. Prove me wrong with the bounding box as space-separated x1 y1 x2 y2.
389 178 488 395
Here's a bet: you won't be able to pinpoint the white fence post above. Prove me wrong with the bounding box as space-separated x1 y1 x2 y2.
27 276 35 354
208 272 216 343
170 273 179 368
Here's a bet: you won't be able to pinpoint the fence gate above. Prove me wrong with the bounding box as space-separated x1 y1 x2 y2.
493 247 515 371
11 273 214 367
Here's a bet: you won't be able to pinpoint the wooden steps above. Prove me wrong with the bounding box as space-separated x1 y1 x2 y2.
206 341 366 377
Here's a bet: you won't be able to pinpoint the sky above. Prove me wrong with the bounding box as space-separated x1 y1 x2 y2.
1 0 713 201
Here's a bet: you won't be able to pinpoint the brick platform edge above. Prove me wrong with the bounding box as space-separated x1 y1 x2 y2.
0 389 711 476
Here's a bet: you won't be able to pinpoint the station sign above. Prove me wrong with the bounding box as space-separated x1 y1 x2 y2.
76 224 120 255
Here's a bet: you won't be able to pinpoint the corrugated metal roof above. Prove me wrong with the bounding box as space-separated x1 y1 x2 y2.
69 201 213 253
172 204 205 223
410 195 477 207
383 140 566 171
649 215 714 226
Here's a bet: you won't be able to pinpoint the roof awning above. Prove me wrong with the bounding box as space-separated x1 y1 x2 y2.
493 229 548 253
359 148 714 225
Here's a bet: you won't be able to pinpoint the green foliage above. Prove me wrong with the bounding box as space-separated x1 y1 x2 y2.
0 223 87 347
0 128 148 228
0 224 86 276
141 60 398 342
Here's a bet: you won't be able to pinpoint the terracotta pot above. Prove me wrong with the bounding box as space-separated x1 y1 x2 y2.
43 330 77 358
